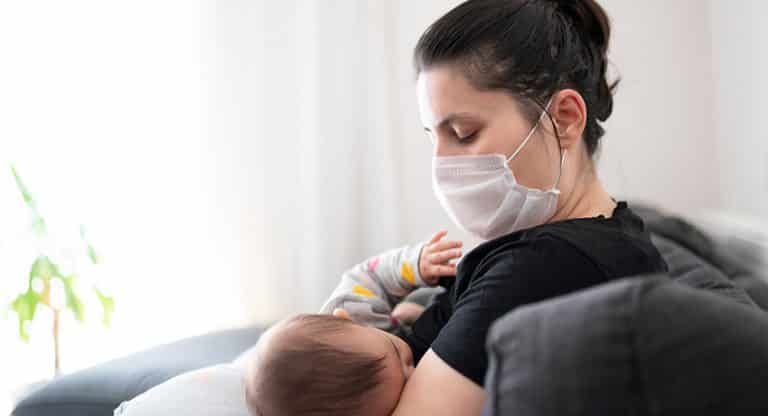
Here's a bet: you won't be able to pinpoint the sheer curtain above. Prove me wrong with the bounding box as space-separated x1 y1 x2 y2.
204 0 473 324
0 1 467 393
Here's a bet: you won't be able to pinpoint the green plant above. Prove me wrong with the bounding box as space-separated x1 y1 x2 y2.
8 165 115 376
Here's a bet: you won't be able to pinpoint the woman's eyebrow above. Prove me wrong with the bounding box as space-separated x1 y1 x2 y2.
423 112 476 132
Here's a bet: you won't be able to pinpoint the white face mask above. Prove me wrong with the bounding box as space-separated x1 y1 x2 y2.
431 97 566 240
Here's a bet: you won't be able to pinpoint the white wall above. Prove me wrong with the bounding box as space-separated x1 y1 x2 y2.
595 1 721 215
596 0 766 233
704 0 768 260
709 0 768 219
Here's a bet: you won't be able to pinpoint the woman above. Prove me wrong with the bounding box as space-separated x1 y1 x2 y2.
371 0 668 414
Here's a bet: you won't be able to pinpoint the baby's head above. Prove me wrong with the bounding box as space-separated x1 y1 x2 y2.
244 313 414 416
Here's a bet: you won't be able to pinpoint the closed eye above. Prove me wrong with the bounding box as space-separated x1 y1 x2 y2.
382 334 409 381
387 336 403 363
457 131 478 143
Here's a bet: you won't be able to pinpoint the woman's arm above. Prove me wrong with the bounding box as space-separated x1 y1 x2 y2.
390 246 553 414
393 237 616 414
392 349 485 416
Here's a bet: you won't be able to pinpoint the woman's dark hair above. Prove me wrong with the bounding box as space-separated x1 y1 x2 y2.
413 0 619 157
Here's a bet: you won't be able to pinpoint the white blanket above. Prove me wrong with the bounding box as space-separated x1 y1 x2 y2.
113 345 259 416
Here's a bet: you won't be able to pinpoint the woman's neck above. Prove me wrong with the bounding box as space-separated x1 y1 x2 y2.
549 163 616 223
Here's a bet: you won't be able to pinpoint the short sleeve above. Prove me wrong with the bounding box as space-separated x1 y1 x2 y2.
429 238 604 386
395 280 453 365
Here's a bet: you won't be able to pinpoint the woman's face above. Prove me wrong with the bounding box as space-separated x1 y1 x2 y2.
417 65 562 193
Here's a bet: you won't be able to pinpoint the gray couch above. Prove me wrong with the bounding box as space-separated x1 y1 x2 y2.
12 205 768 415
483 275 768 415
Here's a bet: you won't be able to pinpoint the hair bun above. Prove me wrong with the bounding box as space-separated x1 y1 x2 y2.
552 0 610 55
552 0 615 122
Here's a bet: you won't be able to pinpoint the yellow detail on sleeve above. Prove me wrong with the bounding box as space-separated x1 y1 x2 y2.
352 284 375 298
401 261 416 285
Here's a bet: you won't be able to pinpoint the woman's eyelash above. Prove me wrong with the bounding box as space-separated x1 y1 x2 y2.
458 131 478 143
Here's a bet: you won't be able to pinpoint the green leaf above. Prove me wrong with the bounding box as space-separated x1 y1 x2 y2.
12 165 48 236
29 256 59 285
80 225 100 264
94 288 115 326
31 211 47 236
11 164 36 208
87 244 99 264
10 290 40 342
60 275 84 322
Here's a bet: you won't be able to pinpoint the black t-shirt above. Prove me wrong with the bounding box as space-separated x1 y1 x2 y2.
396 200 668 387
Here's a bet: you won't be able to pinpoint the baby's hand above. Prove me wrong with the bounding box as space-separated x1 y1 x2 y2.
419 230 463 286
391 301 426 325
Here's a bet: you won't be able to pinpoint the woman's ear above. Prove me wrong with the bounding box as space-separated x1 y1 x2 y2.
332 308 352 320
550 89 587 150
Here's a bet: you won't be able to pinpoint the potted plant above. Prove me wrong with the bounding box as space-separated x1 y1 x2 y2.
7 165 115 376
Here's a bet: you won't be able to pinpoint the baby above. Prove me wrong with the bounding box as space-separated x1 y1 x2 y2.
243 230 463 416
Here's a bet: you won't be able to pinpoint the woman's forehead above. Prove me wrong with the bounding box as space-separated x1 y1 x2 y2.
417 68 516 129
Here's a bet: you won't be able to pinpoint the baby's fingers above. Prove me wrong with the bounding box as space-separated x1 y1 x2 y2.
427 247 463 264
425 263 457 278
429 239 463 253
332 308 352 320
427 230 448 245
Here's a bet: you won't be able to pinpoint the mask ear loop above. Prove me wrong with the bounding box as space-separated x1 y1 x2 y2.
551 146 567 194
506 95 564 193
506 96 554 163
542 95 566 194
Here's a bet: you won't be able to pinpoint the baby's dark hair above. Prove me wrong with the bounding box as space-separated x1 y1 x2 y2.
413 0 619 157
245 313 389 416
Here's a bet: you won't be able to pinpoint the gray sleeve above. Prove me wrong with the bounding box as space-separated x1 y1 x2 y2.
318 242 428 330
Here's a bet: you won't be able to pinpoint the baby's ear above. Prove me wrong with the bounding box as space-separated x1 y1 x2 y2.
332 308 352 320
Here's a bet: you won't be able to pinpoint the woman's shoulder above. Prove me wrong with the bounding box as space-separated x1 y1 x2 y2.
460 232 591 288
457 201 666 288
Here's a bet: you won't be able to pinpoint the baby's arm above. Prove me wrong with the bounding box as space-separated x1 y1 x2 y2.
319 242 428 330
319 230 463 331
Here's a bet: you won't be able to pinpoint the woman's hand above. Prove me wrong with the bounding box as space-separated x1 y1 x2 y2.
419 230 463 286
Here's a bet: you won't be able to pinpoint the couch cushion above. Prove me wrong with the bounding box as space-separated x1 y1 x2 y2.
482 276 768 416
632 202 768 310
483 276 659 416
636 276 768 413
651 233 757 307
12 325 265 416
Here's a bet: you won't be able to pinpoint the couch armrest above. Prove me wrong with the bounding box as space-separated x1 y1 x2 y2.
12 325 266 416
